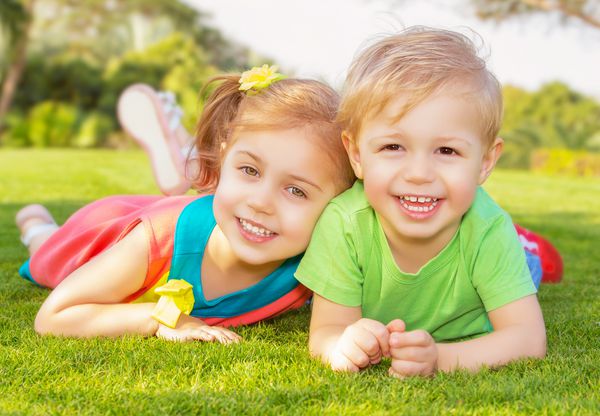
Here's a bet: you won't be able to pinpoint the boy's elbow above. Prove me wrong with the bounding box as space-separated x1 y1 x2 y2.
525 324 547 359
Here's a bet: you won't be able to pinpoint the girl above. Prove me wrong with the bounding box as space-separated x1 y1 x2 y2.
15 66 356 343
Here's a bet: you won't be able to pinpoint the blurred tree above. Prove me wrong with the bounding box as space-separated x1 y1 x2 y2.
0 0 33 128
0 0 254 132
471 0 600 29
500 81 600 168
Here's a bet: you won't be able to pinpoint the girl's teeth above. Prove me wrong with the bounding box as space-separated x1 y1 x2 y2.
239 218 274 237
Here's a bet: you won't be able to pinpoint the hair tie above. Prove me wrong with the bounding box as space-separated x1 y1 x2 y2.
239 64 286 95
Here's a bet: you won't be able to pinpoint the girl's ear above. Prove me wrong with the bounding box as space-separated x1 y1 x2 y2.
342 131 364 179
478 137 504 184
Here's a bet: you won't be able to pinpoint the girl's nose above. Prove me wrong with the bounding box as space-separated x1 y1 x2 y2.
246 183 275 215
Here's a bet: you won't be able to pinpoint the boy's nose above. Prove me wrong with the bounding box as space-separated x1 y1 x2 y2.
402 155 435 184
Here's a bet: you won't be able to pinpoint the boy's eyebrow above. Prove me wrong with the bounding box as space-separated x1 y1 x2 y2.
370 133 474 146
236 150 323 192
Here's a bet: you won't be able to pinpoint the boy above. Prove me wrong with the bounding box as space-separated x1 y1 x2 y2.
295 27 546 377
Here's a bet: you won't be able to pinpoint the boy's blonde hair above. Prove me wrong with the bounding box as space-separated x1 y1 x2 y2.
338 26 503 145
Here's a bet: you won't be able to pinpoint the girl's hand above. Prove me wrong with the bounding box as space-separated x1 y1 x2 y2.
155 315 241 344
388 328 438 378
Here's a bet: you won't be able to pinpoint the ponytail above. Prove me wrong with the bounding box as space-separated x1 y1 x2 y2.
190 75 244 192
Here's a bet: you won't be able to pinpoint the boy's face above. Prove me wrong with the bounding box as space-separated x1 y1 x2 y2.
344 89 503 250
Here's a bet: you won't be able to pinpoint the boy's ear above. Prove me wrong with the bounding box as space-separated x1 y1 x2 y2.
342 131 364 179
478 137 504 184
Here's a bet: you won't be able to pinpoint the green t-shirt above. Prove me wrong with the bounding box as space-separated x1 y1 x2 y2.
295 181 537 342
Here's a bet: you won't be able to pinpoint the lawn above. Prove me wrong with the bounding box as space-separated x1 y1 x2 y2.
1 149 599 415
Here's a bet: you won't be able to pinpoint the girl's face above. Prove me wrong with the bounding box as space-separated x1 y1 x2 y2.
213 127 339 266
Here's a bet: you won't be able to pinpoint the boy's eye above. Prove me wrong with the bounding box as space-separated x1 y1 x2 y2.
437 147 457 156
241 166 259 176
287 186 307 198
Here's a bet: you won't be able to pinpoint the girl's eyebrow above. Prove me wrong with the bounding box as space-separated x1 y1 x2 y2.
236 150 323 192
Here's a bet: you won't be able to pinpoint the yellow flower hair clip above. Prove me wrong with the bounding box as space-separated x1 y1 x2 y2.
239 64 286 95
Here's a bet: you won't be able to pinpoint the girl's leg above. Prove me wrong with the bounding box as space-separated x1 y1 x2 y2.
117 84 193 196
16 204 59 257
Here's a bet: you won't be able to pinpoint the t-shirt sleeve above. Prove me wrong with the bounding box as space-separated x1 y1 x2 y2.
295 202 364 307
471 213 537 312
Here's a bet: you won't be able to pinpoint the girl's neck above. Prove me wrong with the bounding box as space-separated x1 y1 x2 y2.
204 225 283 283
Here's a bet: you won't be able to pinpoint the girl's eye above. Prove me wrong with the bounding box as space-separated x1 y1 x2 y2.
382 144 402 151
437 147 457 156
287 186 307 198
241 166 259 176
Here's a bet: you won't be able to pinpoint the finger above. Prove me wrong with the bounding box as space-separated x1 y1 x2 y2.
192 328 216 342
330 353 360 373
386 319 406 334
340 338 371 369
211 327 241 344
357 320 391 358
389 359 430 378
352 327 383 360
390 329 433 349
205 327 235 344
389 346 430 362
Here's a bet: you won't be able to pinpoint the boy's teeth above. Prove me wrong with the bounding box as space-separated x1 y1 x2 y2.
398 195 439 212
239 218 274 237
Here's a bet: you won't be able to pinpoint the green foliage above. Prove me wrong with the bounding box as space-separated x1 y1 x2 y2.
72 112 115 148
27 100 80 147
101 33 216 130
500 82 600 169
1 149 599 414
531 148 600 177
1 110 29 147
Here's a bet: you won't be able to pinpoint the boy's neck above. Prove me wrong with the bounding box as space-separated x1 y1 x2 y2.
382 222 460 274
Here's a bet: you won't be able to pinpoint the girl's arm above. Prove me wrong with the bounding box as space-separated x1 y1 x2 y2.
436 294 546 372
34 223 160 337
388 295 546 376
35 223 241 342
309 294 392 372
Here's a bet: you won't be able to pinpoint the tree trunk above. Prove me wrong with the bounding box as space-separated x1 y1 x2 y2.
0 0 33 130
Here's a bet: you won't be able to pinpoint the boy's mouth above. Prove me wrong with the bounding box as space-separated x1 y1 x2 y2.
237 217 277 240
397 195 440 213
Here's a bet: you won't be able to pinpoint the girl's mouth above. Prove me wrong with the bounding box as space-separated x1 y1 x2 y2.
237 217 278 242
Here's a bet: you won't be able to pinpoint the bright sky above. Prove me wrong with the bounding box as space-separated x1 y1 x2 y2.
187 0 600 99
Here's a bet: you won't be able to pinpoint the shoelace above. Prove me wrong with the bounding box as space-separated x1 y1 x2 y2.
157 91 184 132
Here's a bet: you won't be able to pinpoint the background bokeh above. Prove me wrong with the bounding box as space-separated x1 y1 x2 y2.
1 0 599 175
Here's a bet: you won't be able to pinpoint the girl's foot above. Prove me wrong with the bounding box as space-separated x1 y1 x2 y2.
16 204 59 255
117 84 192 196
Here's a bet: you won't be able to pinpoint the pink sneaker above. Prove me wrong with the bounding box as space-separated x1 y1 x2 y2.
117 84 191 196
515 224 563 283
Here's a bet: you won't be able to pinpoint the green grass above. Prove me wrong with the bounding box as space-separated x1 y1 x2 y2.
1 149 599 415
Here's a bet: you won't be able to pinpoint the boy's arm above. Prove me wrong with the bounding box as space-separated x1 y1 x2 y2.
34 223 240 342
309 294 392 372
389 295 545 376
435 294 546 371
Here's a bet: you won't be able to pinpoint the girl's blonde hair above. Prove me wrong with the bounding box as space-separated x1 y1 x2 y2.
189 75 355 192
338 26 503 145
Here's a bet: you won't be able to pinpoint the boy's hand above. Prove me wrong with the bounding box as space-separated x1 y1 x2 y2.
156 314 241 344
330 318 391 372
388 327 438 378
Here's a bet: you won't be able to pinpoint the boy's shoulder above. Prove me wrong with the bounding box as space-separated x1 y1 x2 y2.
460 187 514 243
328 180 372 215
